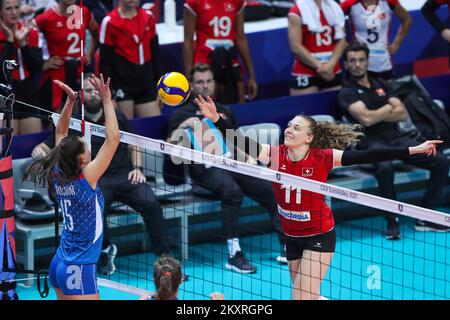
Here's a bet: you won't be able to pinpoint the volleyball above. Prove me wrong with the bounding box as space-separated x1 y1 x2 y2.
156 72 190 106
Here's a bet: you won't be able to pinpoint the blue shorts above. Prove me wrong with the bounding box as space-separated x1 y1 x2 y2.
49 255 99 296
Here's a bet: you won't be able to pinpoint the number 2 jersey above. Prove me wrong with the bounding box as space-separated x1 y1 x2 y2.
341 0 399 73
270 145 335 237
184 0 245 65
34 6 94 109
53 173 104 264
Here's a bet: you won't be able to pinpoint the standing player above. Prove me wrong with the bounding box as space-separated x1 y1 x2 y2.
23 74 120 300
341 0 412 81
99 0 162 119
0 0 43 134
34 0 98 111
288 0 347 96
183 0 257 104
195 94 442 300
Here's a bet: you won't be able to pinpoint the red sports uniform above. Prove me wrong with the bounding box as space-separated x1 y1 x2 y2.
34 6 93 109
270 146 335 237
289 3 341 76
0 22 40 81
184 0 245 65
99 7 159 95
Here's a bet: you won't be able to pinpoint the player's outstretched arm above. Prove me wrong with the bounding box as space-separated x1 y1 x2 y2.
333 140 443 167
83 74 120 188
194 95 270 163
54 80 78 147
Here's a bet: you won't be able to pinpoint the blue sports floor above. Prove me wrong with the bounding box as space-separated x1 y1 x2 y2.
15 211 450 300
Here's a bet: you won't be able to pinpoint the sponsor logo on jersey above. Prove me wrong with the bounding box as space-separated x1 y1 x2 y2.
278 205 311 222
204 3 212 10
314 242 322 248
281 164 287 170
57 21 64 28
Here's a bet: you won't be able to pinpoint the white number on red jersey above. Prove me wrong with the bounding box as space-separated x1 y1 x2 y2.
315 26 332 47
209 16 232 37
67 32 80 55
281 184 302 204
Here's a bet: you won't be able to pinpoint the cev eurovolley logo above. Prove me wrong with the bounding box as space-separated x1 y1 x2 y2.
366 5 382 31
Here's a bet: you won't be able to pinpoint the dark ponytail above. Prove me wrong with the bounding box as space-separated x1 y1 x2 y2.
23 135 85 190
153 254 182 300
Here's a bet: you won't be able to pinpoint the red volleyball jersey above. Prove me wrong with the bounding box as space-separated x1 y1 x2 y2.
289 3 341 76
34 5 94 109
184 0 245 65
99 7 157 65
270 146 335 237
0 22 40 81
34 5 93 59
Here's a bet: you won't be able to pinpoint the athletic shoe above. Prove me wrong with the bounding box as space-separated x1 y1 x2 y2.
415 220 450 232
276 245 288 264
99 243 118 276
225 251 256 274
386 218 400 240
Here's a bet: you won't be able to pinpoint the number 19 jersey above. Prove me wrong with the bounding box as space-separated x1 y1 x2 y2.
184 0 245 65
53 174 104 264
270 146 335 237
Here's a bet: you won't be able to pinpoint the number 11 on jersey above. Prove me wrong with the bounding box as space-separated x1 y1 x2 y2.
281 184 302 204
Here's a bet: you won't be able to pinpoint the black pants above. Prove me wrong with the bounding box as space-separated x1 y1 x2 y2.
99 173 171 255
189 165 285 245
364 134 450 220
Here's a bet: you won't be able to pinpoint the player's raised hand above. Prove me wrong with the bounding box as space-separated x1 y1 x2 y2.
194 95 219 122
89 73 111 101
53 80 78 101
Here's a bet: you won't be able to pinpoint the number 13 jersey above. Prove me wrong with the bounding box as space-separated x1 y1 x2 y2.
270 146 335 237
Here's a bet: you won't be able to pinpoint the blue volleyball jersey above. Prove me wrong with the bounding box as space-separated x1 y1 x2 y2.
53 173 104 264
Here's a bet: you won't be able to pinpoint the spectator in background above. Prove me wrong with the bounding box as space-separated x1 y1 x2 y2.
288 0 347 96
99 0 162 119
31 74 174 276
0 0 43 135
338 41 450 240
20 0 56 19
421 0 449 65
167 64 288 273
34 0 98 112
82 0 115 25
183 0 257 104
341 0 412 81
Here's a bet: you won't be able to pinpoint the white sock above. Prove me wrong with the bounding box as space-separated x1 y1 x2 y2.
227 238 241 257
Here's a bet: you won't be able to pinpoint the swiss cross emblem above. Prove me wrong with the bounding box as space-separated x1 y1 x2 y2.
224 3 234 12
302 167 313 177
376 88 386 96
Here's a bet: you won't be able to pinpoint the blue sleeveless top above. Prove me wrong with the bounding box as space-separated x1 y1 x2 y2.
53 173 104 264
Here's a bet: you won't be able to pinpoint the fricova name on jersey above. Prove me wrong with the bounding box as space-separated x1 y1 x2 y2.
277 205 311 221
55 185 76 197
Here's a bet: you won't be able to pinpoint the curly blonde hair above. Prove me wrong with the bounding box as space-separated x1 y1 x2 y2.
298 115 364 150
